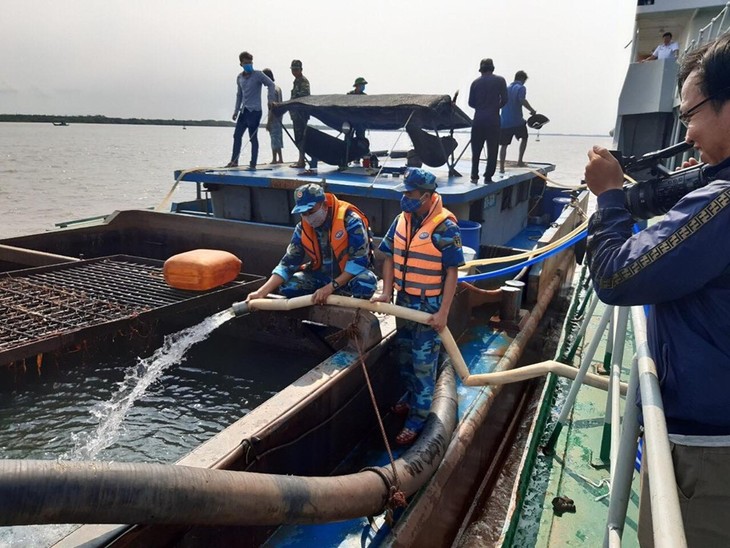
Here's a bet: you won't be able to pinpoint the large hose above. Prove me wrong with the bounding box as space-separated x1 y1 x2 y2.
0 366 456 526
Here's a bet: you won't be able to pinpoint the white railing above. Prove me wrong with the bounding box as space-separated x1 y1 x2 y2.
682 2 730 55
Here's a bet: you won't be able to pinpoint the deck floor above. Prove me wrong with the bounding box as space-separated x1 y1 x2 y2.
514 275 641 547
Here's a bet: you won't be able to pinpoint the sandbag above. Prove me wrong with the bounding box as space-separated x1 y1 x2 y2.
163 249 242 291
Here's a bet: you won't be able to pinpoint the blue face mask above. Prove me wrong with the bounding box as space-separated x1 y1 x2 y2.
361 85 366 92
400 195 423 213
242 63 254 73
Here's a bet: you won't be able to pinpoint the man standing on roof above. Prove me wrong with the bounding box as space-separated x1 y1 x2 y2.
584 33 730 546
347 77 368 150
499 70 537 174
289 60 318 174
348 77 367 95
246 183 377 304
372 168 464 446
468 58 508 184
226 51 277 169
643 31 680 61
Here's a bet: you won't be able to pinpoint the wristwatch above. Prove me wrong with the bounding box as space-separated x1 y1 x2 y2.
331 279 341 290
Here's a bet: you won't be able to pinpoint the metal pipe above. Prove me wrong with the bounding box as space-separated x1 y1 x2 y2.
0 368 457 526
609 307 630 479
0 243 79 266
544 304 614 451
631 306 687 547
604 355 641 548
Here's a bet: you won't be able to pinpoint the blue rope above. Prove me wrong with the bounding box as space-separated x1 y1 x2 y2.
458 229 588 282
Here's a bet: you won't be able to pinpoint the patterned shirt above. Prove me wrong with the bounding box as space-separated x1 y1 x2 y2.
273 209 371 281
291 75 311 99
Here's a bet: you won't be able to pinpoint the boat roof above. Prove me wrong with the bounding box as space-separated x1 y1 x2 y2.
272 94 472 132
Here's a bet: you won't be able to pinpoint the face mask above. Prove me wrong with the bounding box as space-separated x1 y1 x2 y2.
242 63 254 73
400 195 423 213
303 206 327 228
361 85 366 92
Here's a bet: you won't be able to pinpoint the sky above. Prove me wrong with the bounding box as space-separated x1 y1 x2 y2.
1 0 637 135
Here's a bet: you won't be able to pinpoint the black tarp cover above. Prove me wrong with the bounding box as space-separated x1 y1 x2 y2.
272 94 472 132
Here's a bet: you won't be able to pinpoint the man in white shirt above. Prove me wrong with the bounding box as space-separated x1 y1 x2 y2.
643 32 679 61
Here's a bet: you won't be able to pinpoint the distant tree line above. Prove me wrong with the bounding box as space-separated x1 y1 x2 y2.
0 114 235 127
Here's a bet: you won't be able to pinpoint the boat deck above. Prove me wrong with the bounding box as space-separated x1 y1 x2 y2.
512 273 641 547
175 159 555 204
264 322 514 546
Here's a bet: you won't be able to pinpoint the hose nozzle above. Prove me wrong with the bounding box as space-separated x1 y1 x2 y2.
231 301 250 317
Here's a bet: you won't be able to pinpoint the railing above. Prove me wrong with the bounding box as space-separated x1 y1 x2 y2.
545 289 687 547
682 2 730 55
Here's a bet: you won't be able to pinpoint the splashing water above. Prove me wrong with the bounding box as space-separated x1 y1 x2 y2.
0 308 235 547
66 308 235 461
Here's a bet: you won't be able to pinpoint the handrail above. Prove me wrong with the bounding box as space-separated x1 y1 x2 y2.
629 306 687 546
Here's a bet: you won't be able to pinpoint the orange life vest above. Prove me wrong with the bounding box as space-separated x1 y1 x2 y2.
300 193 372 273
393 193 456 297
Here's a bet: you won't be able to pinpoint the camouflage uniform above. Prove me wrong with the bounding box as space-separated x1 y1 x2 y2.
379 214 464 433
290 75 310 146
273 209 376 298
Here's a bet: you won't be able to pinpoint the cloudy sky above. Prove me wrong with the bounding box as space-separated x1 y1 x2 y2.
1 0 637 135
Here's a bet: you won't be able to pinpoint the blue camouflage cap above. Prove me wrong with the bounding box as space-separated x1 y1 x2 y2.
291 183 325 214
394 168 438 192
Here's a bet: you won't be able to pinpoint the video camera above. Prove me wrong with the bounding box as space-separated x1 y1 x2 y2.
611 141 711 219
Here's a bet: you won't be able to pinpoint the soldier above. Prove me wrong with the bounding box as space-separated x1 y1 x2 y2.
288 59 317 174
247 183 376 303
371 168 464 445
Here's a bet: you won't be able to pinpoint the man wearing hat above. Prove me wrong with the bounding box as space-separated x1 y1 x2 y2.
347 77 368 95
347 77 368 150
246 183 376 304
372 168 465 445
499 70 537 174
289 60 318 173
468 58 507 184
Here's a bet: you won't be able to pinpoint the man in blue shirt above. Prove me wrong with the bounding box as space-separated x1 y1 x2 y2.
584 34 730 546
226 51 277 170
468 58 507 184
499 71 537 174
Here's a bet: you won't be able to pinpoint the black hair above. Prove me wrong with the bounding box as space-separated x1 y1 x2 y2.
663 32 672 39
239 51 253 63
678 33 730 109
515 70 528 81
262 68 275 82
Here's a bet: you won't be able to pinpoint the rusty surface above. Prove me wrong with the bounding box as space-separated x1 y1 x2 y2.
0 255 260 365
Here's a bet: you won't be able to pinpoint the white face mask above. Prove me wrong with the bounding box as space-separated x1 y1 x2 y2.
303 206 327 228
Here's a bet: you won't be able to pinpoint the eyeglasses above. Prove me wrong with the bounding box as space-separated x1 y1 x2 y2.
679 97 712 127
679 88 730 127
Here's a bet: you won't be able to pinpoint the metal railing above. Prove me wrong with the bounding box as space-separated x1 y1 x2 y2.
682 2 730 55
546 294 687 547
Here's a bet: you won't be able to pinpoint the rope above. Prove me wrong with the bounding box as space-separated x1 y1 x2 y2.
348 313 406 520
368 110 416 188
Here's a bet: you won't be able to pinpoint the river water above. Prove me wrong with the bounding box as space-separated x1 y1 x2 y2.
1 122 612 238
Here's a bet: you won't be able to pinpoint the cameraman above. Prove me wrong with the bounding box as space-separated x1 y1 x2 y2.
584 34 730 547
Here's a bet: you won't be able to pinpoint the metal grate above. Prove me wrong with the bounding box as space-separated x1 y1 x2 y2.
0 255 259 365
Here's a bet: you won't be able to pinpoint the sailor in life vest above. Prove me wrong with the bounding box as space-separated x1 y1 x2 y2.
246 183 377 304
371 168 465 446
